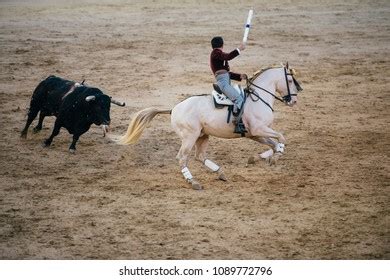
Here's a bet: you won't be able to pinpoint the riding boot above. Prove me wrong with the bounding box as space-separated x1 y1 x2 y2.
233 103 247 134
232 104 239 116
232 96 243 116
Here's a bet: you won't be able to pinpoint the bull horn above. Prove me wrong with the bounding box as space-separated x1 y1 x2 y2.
110 97 125 107
85 95 96 102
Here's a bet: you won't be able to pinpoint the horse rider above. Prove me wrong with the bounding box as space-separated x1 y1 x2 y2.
210 36 247 134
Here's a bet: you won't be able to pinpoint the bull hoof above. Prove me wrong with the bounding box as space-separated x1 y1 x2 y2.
191 180 203 190
33 127 41 134
42 141 50 148
69 148 76 154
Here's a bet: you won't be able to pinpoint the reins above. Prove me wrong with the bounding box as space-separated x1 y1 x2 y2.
245 77 286 113
244 82 276 112
245 67 299 112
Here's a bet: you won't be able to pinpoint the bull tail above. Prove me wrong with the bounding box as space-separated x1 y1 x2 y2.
118 107 171 145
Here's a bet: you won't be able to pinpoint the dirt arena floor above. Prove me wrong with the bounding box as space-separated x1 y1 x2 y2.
0 0 389 259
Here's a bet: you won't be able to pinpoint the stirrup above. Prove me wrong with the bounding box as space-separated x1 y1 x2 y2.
234 120 247 134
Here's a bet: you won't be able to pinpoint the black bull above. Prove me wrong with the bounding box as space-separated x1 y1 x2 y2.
21 75 124 152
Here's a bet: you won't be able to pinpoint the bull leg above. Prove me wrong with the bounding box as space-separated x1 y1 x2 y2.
69 134 80 153
195 135 227 181
21 108 39 138
43 120 61 147
33 111 45 133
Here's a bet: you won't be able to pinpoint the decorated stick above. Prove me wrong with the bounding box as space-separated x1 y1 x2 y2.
243 9 253 43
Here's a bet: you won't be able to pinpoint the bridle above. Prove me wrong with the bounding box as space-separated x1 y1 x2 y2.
246 67 302 111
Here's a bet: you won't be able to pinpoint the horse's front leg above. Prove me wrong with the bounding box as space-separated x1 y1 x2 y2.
247 136 275 163
249 126 286 165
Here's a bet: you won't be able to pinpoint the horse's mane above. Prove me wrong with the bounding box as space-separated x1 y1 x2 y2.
249 65 298 83
249 65 282 83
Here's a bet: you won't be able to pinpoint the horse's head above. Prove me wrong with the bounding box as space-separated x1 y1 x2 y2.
275 63 303 106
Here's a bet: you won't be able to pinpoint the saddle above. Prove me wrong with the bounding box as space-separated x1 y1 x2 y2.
212 83 244 110
211 83 247 135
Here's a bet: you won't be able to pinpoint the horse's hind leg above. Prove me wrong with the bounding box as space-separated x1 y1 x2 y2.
195 135 227 181
177 132 202 190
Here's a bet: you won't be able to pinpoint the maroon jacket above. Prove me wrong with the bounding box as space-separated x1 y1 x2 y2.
210 48 242 81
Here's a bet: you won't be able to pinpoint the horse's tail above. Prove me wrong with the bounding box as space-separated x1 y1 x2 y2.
118 107 171 145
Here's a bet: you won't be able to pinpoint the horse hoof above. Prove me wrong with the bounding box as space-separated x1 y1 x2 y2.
247 156 256 164
33 128 41 134
268 152 282 165
69 149 76 154
20 133 27 139
218 171 227 181
191 181 203 190
260 149 274 159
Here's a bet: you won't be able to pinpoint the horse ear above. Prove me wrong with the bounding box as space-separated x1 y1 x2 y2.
286 61 289 69
290 68 296 75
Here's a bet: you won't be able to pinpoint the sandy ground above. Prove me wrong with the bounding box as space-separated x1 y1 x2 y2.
0 0 389 259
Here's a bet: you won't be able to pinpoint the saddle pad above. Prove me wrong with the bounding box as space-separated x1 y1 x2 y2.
212 84 243 107
212 90 234 106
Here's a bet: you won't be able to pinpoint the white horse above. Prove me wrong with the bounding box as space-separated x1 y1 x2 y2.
119 64 302 189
